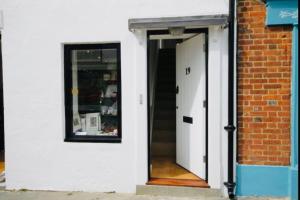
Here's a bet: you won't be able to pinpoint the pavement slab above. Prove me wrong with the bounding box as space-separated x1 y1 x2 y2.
0 190 288 200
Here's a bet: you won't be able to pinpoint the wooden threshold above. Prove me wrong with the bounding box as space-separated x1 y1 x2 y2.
0 151 4 173
147 178 210 188
0 162 4 173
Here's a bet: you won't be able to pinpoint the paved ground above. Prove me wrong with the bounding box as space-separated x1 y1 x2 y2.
0 190 288 200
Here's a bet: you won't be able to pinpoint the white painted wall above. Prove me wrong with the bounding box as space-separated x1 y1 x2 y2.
0 10 3 29
209 27 230 189
0 0 229 193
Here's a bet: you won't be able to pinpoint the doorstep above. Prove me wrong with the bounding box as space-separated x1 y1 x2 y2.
136 184 222 198
147 178 209 188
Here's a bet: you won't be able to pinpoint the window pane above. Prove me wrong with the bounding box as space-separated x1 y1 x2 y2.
70 48 119 137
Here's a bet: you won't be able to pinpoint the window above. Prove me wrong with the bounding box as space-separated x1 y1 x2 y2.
64 43 121 143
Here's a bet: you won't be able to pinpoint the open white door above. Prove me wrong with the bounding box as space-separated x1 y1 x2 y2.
176 34 206 179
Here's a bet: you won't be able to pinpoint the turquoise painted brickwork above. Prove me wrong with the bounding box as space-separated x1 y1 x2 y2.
266 0 298 25
236 165 289 197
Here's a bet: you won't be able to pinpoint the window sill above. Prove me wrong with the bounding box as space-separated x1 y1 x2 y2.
64 136 121 143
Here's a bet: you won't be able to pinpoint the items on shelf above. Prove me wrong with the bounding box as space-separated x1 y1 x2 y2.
101 102 117 116
85 113 101 133
74 58 119 137
103 73 111 81
111 71 117 81
105 84 117 98
73 113 82 133
73 111 118 136
107 102 117 115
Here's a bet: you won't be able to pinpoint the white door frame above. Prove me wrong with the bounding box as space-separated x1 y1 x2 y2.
134 26 230 191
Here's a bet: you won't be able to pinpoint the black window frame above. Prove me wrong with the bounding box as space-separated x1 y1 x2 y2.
64 43 122 143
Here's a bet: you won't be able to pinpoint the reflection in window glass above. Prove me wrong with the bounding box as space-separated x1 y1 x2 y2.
64 44 121 142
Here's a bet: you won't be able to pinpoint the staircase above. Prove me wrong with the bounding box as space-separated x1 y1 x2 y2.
152 49 176 157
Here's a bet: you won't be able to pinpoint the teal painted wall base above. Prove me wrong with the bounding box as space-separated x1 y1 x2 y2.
289 166 298 200
236 164 289 197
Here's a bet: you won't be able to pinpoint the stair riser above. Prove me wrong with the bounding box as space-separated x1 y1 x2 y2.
157 76 175 80
156 81 175 87
155 110 175 118
154 122 175 130
151 142 176 156
155 104 176 110
156 89 176 94
156 96 175 102
154 116 175 121
156 83 175 87
153 134 176 142
158 67 175 71
157 62 175 66
157 88 175 93
158 68 175 73
158 73 175 78
156 92 175 96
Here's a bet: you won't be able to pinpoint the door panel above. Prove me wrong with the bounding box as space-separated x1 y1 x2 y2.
176 34 206 179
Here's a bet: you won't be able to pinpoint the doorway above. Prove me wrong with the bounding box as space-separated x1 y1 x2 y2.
147 29 208 187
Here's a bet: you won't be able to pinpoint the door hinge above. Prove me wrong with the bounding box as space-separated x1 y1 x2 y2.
203 100 207 108
203 155 206 163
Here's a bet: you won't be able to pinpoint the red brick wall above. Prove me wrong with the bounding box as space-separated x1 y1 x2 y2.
237 0 292 165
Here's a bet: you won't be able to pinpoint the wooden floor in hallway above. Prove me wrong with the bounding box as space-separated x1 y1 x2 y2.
151 157 199 180
0 163 3 173
149 156 209 188
0 151 4 173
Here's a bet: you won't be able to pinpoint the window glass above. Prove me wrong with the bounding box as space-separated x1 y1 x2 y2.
64 44 121 142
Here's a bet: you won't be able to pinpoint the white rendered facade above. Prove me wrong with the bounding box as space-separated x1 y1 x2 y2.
0 0 233 193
